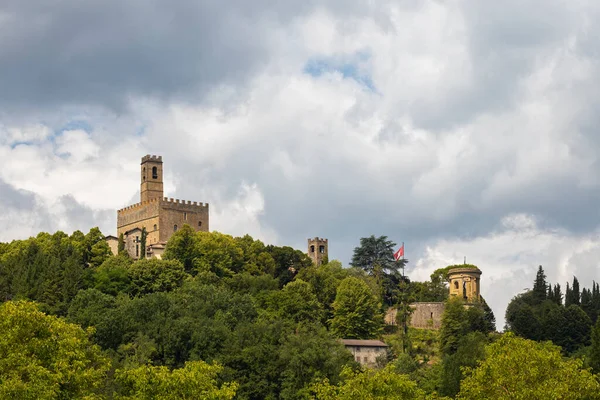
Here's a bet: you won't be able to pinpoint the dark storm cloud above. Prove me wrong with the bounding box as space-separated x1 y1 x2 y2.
0 0 383 115
0 179 36 211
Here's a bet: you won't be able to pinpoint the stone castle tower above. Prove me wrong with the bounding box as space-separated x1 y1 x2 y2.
141 155 164 202
448 266 482 302
116 155 209 259
307 237 328 266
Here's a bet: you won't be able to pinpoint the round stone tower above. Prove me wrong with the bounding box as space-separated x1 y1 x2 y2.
448 266 482 302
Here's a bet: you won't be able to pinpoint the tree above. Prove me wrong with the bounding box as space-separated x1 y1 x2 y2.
350 235 406 305
118 232 126 254
351 235 401 278
277 323 354 400
590 317 600 374
330 277 383 339
0 301 110 399
440 297 491 357
551 283 563 305
163 224 199 273
458 333 600 400
310 365 428 400
532 265 547 304
140 227 147 258
439 332 487 397
93 254 132 295
127 259 187 296
566 277 581 307
296 260 349 322
115 361 237 400
268 279 323 324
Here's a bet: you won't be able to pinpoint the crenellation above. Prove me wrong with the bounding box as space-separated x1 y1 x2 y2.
141 154 163 163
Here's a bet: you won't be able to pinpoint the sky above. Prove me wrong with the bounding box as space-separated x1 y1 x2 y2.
2 0 600 329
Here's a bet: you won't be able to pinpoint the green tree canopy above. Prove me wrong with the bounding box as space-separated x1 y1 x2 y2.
458 333 600 400
0 301 110 399
330 277 383 339
115 360 237 400
127 259 187 296
311 365 430 400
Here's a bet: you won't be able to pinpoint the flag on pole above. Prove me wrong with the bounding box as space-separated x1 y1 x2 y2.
394 243 404 261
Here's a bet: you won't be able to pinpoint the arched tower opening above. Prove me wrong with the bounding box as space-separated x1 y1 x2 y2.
140 155 164 202
447 265 482 303
307 237 328 266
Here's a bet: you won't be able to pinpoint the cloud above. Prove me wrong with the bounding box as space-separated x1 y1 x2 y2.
2 0 600 325
412 213 600 330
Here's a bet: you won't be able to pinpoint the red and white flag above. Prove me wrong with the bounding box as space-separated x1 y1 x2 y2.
394 243 404 261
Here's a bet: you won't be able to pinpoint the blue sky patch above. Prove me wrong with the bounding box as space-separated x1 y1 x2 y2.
303 52 376 92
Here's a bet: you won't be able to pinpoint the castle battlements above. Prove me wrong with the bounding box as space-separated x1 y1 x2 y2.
161 197 209 211
117 197 161 213
141 154 162 163
118 197 209 214
308 237 328 242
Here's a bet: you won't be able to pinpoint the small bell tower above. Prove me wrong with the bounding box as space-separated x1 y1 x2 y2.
308 237 328 266
140 155 164 202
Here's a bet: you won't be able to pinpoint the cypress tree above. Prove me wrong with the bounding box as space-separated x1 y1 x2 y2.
140 228 147 259
565 282 572 307
552 283 563 305
118 233 125 255
572 276 581 306
532 265 547 304
590 317 600 373
582 288 594 320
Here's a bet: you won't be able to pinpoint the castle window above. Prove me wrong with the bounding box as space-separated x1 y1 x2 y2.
136 244 139 257
153 224 157 231
143 167 146 181
184 212 187 220
319 245 325 253
454 281 459 289
152 166 158 179
174 224 178 232
198 221 202 227
310 245 315 253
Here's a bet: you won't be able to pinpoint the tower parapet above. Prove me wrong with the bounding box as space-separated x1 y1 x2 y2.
307 237 328 266
140 154 164 202
447 265 482 302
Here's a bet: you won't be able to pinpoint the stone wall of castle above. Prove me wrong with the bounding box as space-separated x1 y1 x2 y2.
158 198 209 242
117 197 209 249
117 199 161 244
385 302 445 330
409 302 445 330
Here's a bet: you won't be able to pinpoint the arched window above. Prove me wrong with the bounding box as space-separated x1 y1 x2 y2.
153 224 157 231
174 224 178 232
152 166 158 179
184 212 187 220
310 245 315 253
143 167 146 181
319 245 325 253
198 221 202 227
454 281 459 289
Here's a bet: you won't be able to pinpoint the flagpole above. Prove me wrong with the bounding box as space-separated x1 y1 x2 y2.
402 242 405 278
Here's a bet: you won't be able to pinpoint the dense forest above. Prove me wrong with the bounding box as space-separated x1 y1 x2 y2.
1 226 600 399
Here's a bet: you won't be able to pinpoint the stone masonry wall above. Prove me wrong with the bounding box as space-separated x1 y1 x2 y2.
117 200 161 245
159 198 209 242
409 302 445 330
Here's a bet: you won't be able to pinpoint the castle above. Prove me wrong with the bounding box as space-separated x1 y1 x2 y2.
385 265 483 330
108 155 332 264
107 155 209 259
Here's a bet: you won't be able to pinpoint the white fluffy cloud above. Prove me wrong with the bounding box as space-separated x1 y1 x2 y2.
2 0 600 327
